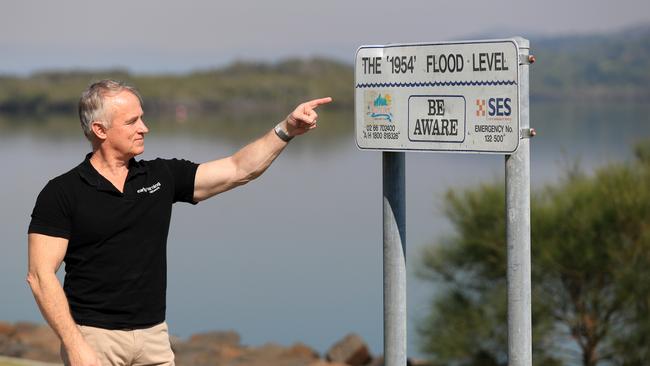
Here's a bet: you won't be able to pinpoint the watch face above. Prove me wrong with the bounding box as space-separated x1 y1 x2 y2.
274 125 292 142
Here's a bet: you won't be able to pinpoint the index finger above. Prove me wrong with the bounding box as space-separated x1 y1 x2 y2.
307 97 333 108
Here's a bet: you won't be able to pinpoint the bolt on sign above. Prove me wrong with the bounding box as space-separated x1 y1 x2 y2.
355 39 521 153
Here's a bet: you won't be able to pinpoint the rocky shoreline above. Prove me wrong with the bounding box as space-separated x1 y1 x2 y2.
0 321 426 366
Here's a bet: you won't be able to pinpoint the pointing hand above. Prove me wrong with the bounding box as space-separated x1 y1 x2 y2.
284 97 333 137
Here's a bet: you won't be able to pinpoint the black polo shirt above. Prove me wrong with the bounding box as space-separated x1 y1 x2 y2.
28 153 198 329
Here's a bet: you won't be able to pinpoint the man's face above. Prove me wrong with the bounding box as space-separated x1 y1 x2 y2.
102 90 149 158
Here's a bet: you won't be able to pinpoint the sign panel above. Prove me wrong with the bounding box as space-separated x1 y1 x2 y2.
355 40 520 153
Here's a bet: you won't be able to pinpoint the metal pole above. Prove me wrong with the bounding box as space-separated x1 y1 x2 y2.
383 151 406 366
506 37 532 366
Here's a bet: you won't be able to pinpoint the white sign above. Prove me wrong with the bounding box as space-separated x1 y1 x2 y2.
355 40 520 153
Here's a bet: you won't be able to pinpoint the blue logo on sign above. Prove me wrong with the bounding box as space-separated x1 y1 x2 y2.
367 93 393 122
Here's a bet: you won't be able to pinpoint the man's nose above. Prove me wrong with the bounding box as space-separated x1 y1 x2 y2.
138 119 149 134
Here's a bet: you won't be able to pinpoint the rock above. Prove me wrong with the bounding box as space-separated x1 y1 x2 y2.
188 330 241 348
235 342 287 365
9 322 60 362
0 322 61 362
225 342 319 366
326 333 372 366
281 343 319 360
218 344 244 360
175 349 226 366
0 321 16 336
174 330 244 366
308 361 349 366
12 322 39 335
20 348 62 364
0 334 29 357
174 331 245 366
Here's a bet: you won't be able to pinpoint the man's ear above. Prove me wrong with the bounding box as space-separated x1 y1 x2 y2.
91 121 108 140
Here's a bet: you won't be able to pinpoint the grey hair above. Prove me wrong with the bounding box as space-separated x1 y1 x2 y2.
78 80 143 140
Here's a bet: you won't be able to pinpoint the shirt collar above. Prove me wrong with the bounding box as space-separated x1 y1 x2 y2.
77 152 147 192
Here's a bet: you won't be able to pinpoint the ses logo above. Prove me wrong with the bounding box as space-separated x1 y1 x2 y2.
476 97 512 120
365 91 393 123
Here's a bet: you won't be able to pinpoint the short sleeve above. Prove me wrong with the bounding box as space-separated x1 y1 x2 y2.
159 158 199 204
28 180 73 239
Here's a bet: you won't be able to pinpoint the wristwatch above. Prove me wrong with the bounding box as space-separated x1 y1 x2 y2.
274 122 294 142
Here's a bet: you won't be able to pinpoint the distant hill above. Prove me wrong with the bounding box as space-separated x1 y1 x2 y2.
0 25 648 119
0 58 353 118
530 24 650 101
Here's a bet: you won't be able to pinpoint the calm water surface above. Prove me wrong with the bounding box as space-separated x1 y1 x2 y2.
1 101 648 356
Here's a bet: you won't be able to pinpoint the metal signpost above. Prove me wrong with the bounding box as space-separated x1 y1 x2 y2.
355 38 533 366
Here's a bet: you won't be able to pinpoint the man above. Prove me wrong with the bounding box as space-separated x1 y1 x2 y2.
26 80 332 366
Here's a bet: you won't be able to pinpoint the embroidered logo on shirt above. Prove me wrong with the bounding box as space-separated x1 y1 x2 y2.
137 182 161 194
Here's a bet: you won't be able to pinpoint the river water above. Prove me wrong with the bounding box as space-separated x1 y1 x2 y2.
1 101 648 357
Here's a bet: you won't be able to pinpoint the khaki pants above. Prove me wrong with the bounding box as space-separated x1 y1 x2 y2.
61 322 174 366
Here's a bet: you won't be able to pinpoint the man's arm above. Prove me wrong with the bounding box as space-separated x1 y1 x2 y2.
193 97 332 202
26 233 100 366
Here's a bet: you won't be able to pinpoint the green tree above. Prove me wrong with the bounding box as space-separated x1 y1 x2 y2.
417 141 650 366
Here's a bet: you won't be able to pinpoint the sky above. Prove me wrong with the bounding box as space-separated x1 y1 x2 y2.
1 0 649 75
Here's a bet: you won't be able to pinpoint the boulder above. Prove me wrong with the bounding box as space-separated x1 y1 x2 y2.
0 334 29 358
281 343 319 360
187 330 241 348
173 331 245 366
225 342 319 366
326 333 372 366
8 322 60 362
13 323 59 351
235 342 289 366
218 344 245 360
308 361 349 366
0 321 16 336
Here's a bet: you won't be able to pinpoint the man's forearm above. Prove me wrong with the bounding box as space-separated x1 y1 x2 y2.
194 98 330 201
193 123 289 201
27 272 85 349
230 123 288 184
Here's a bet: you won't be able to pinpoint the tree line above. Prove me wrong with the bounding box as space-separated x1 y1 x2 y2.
417 141 650 365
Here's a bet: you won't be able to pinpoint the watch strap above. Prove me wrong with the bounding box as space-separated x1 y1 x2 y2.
274 123 294 142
